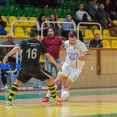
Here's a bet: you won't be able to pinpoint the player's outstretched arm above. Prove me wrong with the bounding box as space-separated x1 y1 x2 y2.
44 53 62 70
3 46 21 64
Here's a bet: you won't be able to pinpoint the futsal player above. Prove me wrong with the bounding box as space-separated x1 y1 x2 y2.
3 28 62 106
42 30 91 102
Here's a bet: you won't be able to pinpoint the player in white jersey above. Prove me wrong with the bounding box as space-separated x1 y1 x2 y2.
42 30 91 102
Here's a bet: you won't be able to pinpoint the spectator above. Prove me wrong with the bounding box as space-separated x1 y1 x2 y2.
76 3 91 23
0 34 15 92
114 0 117 13
39 0 61 8
61 13 83 42
104 0 117 20
49 12 60 35
108 26 117 37
0 64 10 92
0 0 9 6
16 0 28 9
42 27 63 76
61 13 75 39
94 3 115 29
0 34 15 58
42 27 63 89
89 34 103 47
88 0 99 19
0 16 7 28
113 0 117 20
0 16 7 35
36 14 50 36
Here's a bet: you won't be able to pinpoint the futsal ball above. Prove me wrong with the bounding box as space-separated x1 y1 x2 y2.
61 91 70 101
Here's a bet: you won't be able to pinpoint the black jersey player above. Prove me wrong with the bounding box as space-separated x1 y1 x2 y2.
3 28 62 106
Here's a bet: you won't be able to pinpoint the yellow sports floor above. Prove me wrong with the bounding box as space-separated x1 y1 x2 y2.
0 88 117 117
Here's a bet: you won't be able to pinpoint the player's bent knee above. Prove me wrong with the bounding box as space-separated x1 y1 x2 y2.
54 80 60 85
54 76 64 85
54 78 62 85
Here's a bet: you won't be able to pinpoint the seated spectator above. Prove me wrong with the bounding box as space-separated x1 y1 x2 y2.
75 3 91 24
0 0 9 6
49 12 60 35
0 15 7 35
61 13 75 40
89 34 103 47
0 34 15 92
104 0 117 20
108 26 117 37
88 0 99 19
111 0 117 21
38 0 61 8
16 0 28 9
61 13 84 42
1 34 15 54
35 14 50 37
94 3 116 29
114 0 117 13
0 57 10 92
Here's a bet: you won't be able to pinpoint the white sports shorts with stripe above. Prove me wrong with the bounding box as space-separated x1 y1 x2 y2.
17 67 52 83
58 64 83 83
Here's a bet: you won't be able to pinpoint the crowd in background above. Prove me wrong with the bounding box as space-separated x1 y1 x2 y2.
1 0 117 91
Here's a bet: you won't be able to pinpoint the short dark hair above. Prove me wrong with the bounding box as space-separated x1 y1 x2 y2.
66 13 71 16
68 30 77 38
94 33 99 36
30 28 38 38
79 3 84 5
99 3 105 6
48 27 55 32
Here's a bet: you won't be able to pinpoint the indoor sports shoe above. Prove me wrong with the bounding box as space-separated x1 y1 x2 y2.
4 88 10 92
50 96 62 102
50 96 54 102
6 101 12 106
42 97 49 102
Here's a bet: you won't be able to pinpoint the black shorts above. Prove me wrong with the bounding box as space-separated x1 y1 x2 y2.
17 67 52 83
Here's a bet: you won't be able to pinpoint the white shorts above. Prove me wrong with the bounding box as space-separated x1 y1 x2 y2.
58 65 83 83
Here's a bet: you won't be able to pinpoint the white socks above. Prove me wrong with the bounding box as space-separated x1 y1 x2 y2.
61 85 70 93
4 84 8 89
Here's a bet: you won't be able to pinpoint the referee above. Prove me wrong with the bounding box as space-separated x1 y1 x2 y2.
3 28 62 106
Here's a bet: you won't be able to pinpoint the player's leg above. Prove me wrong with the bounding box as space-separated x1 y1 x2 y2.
59 67 83 97
53 59 62 90
6 79 22 106
6 69 31 106
44 76 65 99
42 76 62 102
42 65 69 102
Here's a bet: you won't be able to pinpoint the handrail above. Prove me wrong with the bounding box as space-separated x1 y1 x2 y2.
41 21 76 39
77 22 102 39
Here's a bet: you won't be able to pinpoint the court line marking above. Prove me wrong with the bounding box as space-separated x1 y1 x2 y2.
0 102 117 106
60 112 117 117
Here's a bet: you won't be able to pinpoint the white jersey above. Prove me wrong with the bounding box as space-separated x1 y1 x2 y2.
64 40 89 68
